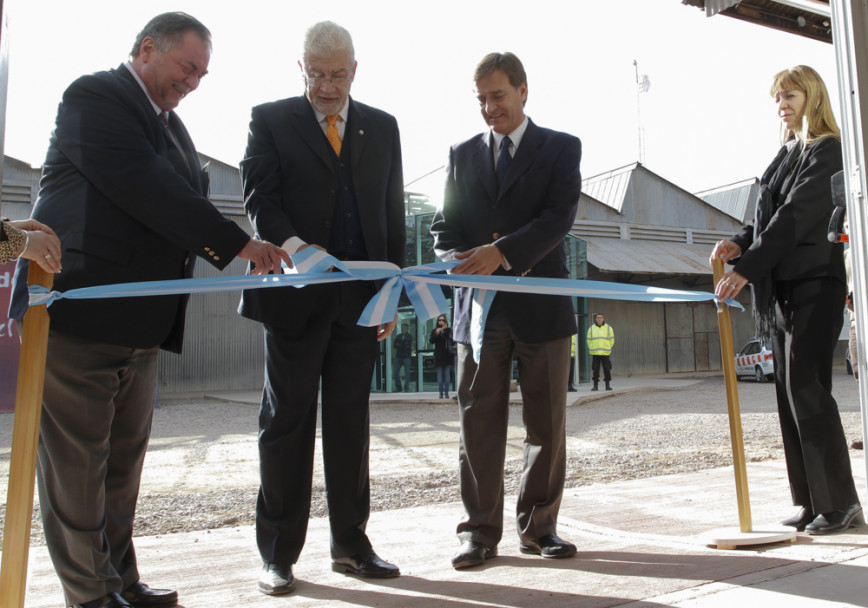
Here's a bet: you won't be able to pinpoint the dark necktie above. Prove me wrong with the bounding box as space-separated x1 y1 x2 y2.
496 136 512 189
159 110 183 152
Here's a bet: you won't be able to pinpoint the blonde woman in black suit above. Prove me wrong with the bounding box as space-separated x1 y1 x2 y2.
711 65 862 535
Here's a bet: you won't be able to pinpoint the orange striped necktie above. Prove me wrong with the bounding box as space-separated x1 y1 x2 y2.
326 114 342 156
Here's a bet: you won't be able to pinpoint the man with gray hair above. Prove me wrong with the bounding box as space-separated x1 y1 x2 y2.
239 20 405 594
9 11 289 608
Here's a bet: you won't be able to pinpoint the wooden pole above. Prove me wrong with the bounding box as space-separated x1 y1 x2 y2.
0 264 53 608
712 257 752 533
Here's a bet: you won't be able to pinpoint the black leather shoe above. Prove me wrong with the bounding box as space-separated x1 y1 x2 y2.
780 506 815 531
806 503 865 535
520 533 577 558
75 593 131 608
451 540 498 569
120 582 177 607
258 563 295 595
332 549 400 578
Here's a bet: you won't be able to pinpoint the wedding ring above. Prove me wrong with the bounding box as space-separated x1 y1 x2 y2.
44 252 52 259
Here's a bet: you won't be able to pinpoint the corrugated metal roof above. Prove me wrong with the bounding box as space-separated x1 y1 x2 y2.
682 0 832 43
582 237 715 275
695 178 759 224
581 164 636 213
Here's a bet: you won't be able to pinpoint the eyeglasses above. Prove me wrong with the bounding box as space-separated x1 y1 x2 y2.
304 72 352 86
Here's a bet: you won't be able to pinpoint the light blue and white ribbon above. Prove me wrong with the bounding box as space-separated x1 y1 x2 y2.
28 252 741 341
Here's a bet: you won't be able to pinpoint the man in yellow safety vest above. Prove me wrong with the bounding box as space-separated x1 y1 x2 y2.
586 313 614 391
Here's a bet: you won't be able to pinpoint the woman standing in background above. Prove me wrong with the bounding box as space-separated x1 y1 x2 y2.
430 314 454 399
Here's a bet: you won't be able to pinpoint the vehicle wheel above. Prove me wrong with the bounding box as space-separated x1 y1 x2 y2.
755 366 765 383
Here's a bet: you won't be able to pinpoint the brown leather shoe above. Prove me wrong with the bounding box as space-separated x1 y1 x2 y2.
332 549 400 578
520 533 577 558
851 438 863 450
120 582 177 607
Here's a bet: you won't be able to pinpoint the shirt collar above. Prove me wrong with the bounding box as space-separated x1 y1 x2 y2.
311 100 349 124
490 116 529 151
124 62 163 116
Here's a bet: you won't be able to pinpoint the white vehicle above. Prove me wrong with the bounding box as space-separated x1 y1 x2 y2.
735 339 774 383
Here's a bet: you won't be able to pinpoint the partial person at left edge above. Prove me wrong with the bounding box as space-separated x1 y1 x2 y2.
8 12 288 608
0 218 61 270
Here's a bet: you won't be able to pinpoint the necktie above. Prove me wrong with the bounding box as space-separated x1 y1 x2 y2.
326 115 342 156
159 111 182 151
496 135 512 188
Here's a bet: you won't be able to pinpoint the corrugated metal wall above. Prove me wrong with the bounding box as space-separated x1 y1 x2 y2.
586 298 667 375
155 208 265 394
627 169 739 232
0 156 38 219
587 287 754 376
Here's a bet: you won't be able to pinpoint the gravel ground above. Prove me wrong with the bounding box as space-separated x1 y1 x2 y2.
1 373 864 547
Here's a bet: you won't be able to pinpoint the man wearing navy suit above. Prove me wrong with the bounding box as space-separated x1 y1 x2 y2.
238 21 405 594
431 52 581 569
9 13 288 608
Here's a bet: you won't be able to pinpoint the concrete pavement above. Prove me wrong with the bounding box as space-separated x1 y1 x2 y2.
203 371 710 407
11 373 868 607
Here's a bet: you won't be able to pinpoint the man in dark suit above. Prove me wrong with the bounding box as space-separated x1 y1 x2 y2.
9 13 288 608
238 21 405 595
431 52 581 569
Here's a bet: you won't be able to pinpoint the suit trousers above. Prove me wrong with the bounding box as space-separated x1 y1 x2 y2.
256 282 378 565
37 330 159 605
772 277 859 514
455 302 570 548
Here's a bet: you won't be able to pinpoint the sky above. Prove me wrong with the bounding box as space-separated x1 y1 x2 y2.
2 0 839 202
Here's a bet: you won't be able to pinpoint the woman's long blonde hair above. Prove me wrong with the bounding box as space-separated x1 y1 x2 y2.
771 65 839 146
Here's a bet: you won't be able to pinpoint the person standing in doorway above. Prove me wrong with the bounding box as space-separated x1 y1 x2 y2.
393 322 414 392
586 313 614 391
430 314 454 398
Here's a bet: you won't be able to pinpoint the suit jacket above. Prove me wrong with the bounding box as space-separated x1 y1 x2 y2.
431 119 581 344
731 137 845 284
10 64 250 352
238 95 405 329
